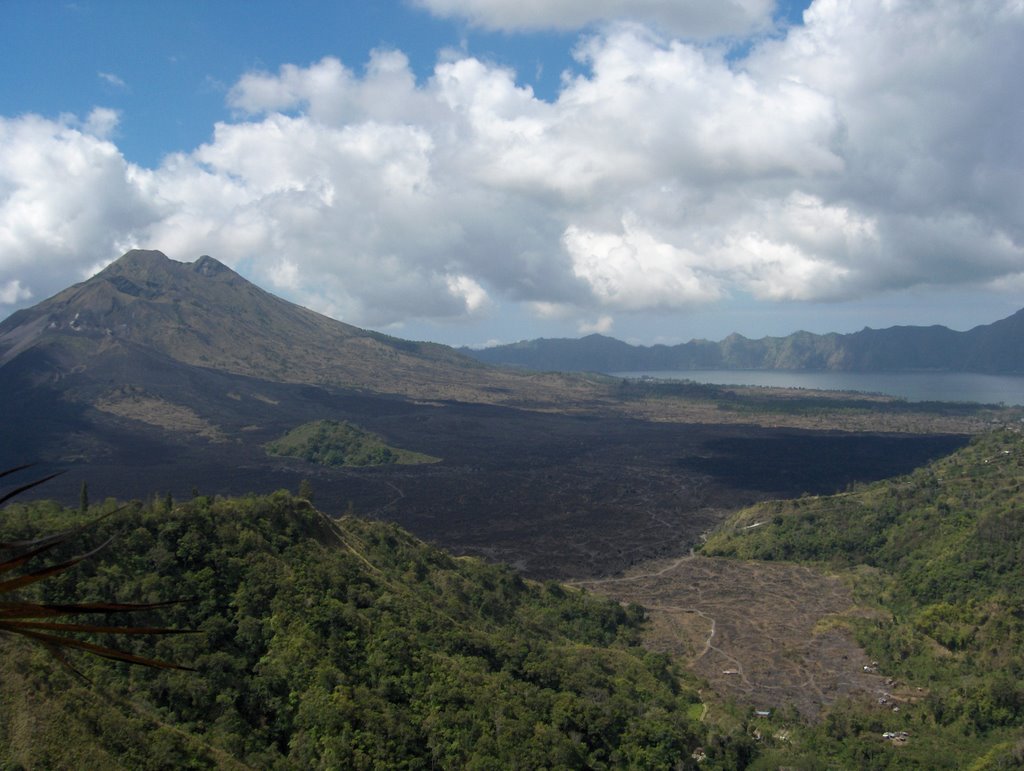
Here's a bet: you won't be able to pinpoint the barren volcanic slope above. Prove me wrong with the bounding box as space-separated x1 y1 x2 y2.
0 250 596 405
0 250 972 578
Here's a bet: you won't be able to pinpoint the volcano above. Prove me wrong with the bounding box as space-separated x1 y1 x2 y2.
0 250 971 579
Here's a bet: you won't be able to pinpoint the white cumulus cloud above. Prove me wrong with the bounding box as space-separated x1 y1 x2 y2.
1 1 1022 338
565 216 723 310
0 279 32 305
579 314 615 335
0 112 160 298
412 0 777 38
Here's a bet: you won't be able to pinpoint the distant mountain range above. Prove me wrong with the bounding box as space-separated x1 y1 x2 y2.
463 311 1024 374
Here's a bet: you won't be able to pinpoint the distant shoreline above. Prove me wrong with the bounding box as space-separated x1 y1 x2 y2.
612 369 1024 406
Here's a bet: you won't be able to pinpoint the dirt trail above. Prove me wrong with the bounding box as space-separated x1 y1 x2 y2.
574 555 888 718
569 550 697 587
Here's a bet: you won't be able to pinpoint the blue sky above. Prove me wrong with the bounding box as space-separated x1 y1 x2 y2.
4 1 808 166
2 1 1023 347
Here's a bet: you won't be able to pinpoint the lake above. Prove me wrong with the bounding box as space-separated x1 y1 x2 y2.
611 370 1024 406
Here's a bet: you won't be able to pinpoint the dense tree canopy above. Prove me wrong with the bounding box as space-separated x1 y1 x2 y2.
0 492 707 769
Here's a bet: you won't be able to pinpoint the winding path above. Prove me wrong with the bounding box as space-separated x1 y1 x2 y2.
570 553 890 718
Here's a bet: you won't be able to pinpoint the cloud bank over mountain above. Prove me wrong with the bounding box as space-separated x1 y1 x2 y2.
1 1 1021 339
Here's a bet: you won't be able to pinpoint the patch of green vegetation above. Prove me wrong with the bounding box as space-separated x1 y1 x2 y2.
703 429 1024 766
266 419 439 466
0 493 737 768
616 378 728 402
621 376 1007 417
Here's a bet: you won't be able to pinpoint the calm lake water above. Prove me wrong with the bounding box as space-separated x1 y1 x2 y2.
612 370 1024 406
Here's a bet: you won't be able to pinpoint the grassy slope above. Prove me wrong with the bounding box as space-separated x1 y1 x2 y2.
703 429 1024 768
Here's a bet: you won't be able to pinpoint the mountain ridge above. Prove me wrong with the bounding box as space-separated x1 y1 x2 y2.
0 249 602 409
463 309 1024 374
1 250 462 382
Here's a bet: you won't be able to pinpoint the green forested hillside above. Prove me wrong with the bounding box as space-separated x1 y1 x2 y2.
8 430 1024 768
703 429 1024 768
0 492 715 769
266 419 440 466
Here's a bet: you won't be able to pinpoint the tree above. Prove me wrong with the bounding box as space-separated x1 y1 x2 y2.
0 466 192 673
79 481 89 513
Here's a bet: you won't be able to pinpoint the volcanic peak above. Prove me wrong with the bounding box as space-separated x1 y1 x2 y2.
0 248 531 402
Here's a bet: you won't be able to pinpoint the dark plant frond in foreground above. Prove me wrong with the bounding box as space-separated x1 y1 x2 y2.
0 467 195 675
0 465 65 506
